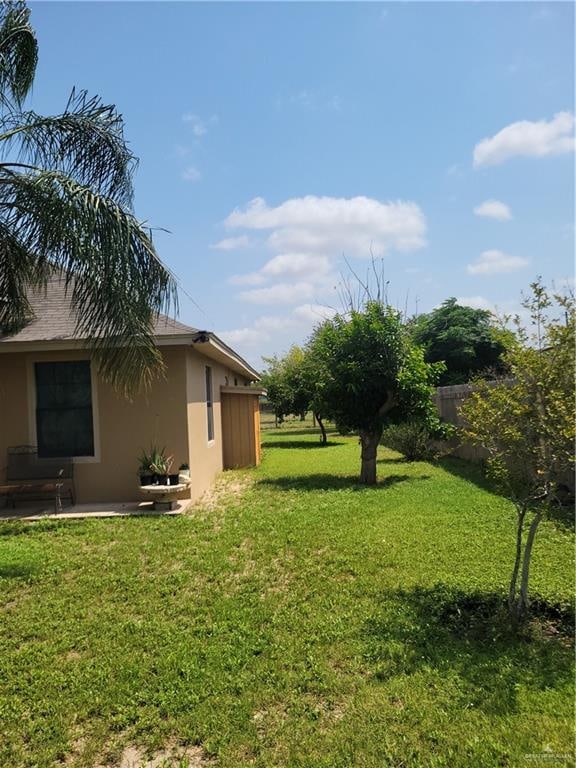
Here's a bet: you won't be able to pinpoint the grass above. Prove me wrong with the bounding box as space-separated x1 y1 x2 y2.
0 427 574 767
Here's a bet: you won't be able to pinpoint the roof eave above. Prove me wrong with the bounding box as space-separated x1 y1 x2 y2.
191 332 260 381
0 332 261 381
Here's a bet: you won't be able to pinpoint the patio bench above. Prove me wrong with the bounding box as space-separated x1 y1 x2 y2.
0 446 75 513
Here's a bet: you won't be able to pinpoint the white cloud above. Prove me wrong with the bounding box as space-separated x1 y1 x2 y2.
253 314 295 332
474 200 512 221
226 195 426 255
473 111 575 167
228 254 331 288
456 296 496 312
182 112 218 138
211 236 251 251
181 166 201 182
292 303 337 323
218 327 269 347
260 253 332 280
239 281 317 306
223 195 426 307
467 249 529 276
217 304 338 353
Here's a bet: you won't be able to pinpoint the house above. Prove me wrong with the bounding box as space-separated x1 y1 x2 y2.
0 277 262 506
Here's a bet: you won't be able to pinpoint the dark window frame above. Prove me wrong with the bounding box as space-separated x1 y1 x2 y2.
34 361 95 459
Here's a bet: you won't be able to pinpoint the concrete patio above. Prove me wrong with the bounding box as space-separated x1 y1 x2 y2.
0 499 190 522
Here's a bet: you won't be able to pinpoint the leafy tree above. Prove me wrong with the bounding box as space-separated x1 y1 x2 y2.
462 281 575 623
411 298 509 385
260 355 290 425
0 2 176 394
307 301 443 484
261 345 318 425
280 346 313 420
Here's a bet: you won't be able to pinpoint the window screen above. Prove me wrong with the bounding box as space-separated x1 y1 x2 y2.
35 361 94 458
205 365 214 441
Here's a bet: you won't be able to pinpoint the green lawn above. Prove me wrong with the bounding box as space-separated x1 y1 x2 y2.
0 429 574 768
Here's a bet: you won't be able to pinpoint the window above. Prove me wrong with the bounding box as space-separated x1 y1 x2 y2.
35 361 94 458
205 365 214 441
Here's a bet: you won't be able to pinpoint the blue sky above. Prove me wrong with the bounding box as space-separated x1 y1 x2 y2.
30 1 574 368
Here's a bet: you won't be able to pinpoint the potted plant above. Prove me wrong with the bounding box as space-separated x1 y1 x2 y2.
137 447 155 486
150 451 173 486
179 463 190 484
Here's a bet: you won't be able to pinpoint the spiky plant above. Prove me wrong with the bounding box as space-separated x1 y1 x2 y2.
0 1 177 394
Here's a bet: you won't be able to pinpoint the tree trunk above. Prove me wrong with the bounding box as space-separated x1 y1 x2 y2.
508 503 527 614
315 413 327 445
359 429 382 485
515 510 543 622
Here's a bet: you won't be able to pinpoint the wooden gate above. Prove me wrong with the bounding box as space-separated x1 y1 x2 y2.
221 387 262 469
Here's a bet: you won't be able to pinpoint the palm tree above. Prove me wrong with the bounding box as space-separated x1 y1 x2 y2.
0 1 177 394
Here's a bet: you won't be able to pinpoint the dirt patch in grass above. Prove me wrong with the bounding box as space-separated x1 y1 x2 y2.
62 649 83 663
191 474 253 532
95 740 214 768
196 475 253 514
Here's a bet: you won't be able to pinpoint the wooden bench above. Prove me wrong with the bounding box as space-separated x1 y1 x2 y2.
0 447 75 513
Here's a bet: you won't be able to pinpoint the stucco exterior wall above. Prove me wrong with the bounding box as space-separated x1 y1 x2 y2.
185 348 249 502
0 344 253 506
0 348 190 504
0 353 29 462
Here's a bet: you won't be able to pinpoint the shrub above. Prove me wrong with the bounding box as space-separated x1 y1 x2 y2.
381 420 451 461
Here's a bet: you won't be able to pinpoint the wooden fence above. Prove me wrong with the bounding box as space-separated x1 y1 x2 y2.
433 382 489 462
435 381 574 493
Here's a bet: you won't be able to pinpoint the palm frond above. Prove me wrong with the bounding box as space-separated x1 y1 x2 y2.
0 221 47 332
0 89 135 205
0 2 37 107
0 169 178 395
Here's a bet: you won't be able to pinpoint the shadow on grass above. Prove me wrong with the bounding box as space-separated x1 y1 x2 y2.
438 457 575 532
546 505 575 533
437 455 496 493
261 428 340 439
363 584 574 716
257 473 431 492
263 440 344 450
0 562 40 580
0 519 62 537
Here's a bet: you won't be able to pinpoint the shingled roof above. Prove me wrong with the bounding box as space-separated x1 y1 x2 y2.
0 276 198 344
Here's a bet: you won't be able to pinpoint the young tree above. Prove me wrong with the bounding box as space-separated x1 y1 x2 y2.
260 354 291 425
261 346 318 427
411 298 509 385
307 301 443 484
0 2 176 395
462 281 575 623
